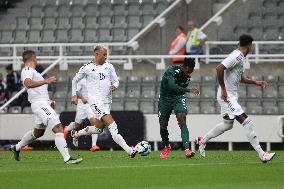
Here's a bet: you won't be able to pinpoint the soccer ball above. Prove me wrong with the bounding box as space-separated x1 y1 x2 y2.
136 141 151 156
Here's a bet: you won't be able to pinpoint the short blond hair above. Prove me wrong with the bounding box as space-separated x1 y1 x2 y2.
94 44 107 53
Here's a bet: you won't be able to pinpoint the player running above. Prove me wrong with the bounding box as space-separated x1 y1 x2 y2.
64 78 100 151
195 34 276 163
11 50 82 164
158 58 200 159
71 45 138 158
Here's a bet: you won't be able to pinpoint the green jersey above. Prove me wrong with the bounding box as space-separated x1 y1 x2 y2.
160 66 191 97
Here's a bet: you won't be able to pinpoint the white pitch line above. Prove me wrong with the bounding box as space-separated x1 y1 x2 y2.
0 161 283 173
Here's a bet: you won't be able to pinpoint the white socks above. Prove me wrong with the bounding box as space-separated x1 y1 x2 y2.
66 122 76 132
55 133 70 162
108 122 132 154
16 130 36 151
242 118 265 156
92 134 98 146
203 119 234 144
76 126 102 137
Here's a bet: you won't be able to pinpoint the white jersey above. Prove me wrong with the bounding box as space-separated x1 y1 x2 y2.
72 61 119 104
217 49 245 98
21 66 49 103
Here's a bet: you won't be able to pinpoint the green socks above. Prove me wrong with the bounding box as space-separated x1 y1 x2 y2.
160 128 170 147
180 124 190 149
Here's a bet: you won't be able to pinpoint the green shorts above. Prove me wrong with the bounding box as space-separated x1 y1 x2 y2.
158 95 187 122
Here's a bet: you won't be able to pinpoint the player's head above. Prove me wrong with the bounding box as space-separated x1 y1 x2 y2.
238 34 253 56
187 20 195 31
22 50 37 65
181 58 195 76
175 26 184 36
93 45 107 65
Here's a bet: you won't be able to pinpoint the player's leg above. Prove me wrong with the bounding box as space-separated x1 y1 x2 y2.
158 97 173 158
196 99 235 157
174 97 195 158
101 114 136 157
11 128 44 161
90 134 100 151
235 113 275 163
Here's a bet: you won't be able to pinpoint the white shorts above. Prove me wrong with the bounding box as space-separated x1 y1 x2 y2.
217 97 244 119
87 101 111 120
75 101 89 124
31 101 61 129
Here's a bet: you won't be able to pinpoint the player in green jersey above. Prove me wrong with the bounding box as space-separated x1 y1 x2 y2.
158 58 200 159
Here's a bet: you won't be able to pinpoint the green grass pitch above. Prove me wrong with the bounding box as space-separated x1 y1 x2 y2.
0 150 283 189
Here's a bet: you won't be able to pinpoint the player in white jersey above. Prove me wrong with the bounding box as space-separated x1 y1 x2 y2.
195 35 276 163
71 45 138 158
64 78 100 151
10 50 82 164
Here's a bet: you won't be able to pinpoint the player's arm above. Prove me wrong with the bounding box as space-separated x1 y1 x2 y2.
110 65 119 92
216 63 227 100
76 91 88 104
71 67 86 105
240 75 268 88
167 74 190 94
24 76 57 89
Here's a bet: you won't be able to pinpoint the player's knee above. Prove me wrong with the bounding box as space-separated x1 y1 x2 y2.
223 119 234 130
86 126 103 134
159 120 168 129
176 113 186 126
52 123 64 133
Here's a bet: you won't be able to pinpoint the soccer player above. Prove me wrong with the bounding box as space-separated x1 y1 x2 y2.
10 50 82 164
195 34 276 163
64 78 100 151
71 45 138 158
159 58 200 159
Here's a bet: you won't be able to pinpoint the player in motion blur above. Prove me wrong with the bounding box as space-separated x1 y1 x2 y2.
195 34 276 163
71 45 138 158
158 58 200 159
11 50 82 164
64 78 100 151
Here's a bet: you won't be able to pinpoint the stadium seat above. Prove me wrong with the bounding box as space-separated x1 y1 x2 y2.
262 100 278 114
200 100 215 114
43 17 57 30
111 98 124 111
70 4 84 17
85 17 99 29
84 3 99 17
22 107 33 114
140 99 154 114
29 17 43 30
30 5 43 17
98 28 112 42
142 15 154 27
8 106 22 114
200 84 216 98
124 99 139 111
57 17 71 30
142 76 156 83
128 1 141 16
69 29 84 42
238 85 247 98
44 5 58 17
28 30 41 43
113 84 126 98
263 84 277 98
41 29 55 43
113 3 127 16
247 85 262 98
113 15 127 28
54 103 66 113
246 100 262 114
128 15 142 28
14 30 27 43
126 84 140 98
187 99 200 114
58 4 70 17
55 29 69 42
0 30 14 43
70 16 85 29
127 28 140 40
141 84 155 98
99 3 113 16
98 15 113 29
112 28 127 42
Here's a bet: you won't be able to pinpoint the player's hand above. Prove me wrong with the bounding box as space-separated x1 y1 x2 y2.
81 97 88 104
46 76 57 84
50 100 56 109
221 87 228 101
190 88 200 95
110 85 117 92
255 80 268 88
71 95 78 105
